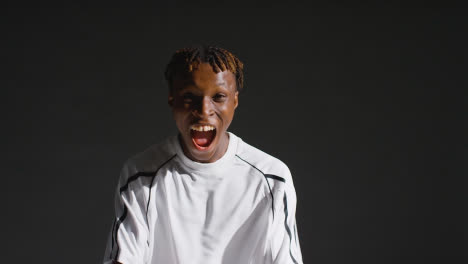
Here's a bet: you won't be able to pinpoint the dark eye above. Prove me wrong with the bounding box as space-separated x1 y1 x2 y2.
213 93 226 102
182 92 194 103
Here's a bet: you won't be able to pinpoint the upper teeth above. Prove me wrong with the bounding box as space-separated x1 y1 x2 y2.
191 125 215 132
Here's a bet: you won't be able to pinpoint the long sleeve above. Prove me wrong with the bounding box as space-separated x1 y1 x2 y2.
103 162 150 264
269 173 304 264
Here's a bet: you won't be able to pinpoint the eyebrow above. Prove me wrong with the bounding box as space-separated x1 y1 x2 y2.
178 81 228 92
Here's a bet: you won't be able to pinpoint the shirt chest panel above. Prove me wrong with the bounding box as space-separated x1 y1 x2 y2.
149 167 271 263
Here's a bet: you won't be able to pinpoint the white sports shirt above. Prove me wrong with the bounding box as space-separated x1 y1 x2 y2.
103 132 304 264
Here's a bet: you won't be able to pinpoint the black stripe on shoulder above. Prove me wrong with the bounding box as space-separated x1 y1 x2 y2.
236 154 282 219
265 174 285 183
119 171 156 193
119 154 177 194
111 153 177 260
234 155 286 183
235 154 266 176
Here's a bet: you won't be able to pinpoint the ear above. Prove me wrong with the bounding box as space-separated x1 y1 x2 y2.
234 91 239 109
168 95 174 107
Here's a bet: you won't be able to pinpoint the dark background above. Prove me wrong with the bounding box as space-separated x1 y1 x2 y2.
2 2 465 263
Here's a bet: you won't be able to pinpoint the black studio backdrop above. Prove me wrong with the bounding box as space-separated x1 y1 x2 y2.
2 2 465 264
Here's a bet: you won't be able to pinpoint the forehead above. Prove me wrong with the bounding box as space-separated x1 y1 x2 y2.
172 63 236 91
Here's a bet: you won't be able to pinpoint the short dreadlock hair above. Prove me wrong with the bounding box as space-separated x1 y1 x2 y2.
164 46 244 92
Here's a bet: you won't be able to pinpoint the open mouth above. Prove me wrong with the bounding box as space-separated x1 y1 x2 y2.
190 124 216 150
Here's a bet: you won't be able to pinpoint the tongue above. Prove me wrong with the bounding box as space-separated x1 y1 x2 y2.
192 130 214 147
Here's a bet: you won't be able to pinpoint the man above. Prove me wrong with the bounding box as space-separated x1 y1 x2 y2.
103 46 304 264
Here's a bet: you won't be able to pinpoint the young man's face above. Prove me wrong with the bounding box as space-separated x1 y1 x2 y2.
169 63 239 163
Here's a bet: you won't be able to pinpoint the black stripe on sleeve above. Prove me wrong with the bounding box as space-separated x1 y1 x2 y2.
294 223 298 247
235 154 285 219
109 218 116 259
283 193 299 264
111 172 155 260
111 153 177 261
113 206 128 260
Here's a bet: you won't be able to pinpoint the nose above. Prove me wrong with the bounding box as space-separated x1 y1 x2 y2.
193 96 214 117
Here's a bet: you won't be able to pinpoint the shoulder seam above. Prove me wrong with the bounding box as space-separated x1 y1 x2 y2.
111 153 177 260
145 153 178 215
235 154 285 220
234 154 286 182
